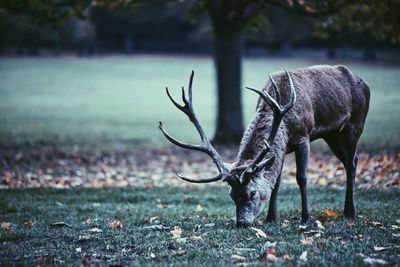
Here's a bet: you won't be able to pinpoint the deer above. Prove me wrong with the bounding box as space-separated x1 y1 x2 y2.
159 65 370 227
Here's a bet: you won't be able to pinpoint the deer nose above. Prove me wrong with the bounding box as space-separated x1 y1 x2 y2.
236 220 252 228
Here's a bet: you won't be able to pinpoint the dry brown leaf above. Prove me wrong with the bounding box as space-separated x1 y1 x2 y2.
108 220 123 229
1 222 13 236
322 209 338 218
318 215 328 223
309 250 318 257
301 237 314 245
266 254 278 262
24 221 34 228
283 254 294 261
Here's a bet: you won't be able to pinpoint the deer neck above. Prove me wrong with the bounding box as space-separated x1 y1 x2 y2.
237 111 289 189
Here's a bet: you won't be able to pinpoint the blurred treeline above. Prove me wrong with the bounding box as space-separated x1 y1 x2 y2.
0 2 397 59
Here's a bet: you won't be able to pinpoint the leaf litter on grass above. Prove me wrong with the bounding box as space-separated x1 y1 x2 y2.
0 144 398 189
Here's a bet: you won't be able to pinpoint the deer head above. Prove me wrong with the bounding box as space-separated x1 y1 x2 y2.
159 70 296 227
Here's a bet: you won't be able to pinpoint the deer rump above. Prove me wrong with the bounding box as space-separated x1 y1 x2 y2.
159 64 370 227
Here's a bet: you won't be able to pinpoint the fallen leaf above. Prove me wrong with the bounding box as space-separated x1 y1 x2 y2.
190 235 203 241
50 222 72 228
309 250 318 257
322 209 338 218
76 247 82 252
301 237 314 245
281 220 290 228
171 249 186 256
149 216 160 224
24 221 35 228
89 227 102 233
193 224 201 232
304 230 323 237
230 255 246 261
143 225 170 230
374 245 400 251
266 254 278 262
363 257 388 265
170 226 182 239
283 254 294 261
315 220 325 229
299 251 308 262
367 221 383 227
108 220 123 229
195 204 203 212
250 227 267 238
298 224 307 230
318 215 328 223
1 222 13 236
204 223 215 227
391 225 400 230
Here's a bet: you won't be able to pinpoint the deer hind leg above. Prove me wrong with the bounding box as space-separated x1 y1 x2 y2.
295 141 311 224
266 173 281 223
324 125 360 219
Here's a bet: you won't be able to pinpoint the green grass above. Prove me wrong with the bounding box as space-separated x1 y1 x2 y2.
1 55 399 149
0 186 399 265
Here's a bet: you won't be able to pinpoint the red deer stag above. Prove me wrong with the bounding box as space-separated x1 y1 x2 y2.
159 66 370 227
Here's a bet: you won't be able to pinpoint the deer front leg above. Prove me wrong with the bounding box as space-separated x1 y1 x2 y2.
295 142 311 225
266 174 281 223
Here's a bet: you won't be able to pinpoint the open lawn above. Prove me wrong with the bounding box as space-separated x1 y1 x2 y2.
1 56 399 266
0 186 399 266
1 55 399 149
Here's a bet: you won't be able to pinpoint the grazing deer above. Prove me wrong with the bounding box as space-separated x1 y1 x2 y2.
159 65 370 227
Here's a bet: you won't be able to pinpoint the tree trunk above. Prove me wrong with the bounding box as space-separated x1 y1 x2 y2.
212 31 244 144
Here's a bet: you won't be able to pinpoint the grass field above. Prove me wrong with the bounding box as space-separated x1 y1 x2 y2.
1 186 399 265
1 55 399 149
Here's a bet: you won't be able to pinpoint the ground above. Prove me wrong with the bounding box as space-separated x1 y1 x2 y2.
1 186 399 266
0 56 399 265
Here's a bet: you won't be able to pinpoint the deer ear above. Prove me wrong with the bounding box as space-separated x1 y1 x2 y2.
258 156 275 170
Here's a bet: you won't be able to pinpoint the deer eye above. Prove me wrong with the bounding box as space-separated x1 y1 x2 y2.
250 191 256 197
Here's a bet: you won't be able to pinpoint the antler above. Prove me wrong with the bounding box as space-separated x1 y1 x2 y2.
242 69 297 178
159 71 229 183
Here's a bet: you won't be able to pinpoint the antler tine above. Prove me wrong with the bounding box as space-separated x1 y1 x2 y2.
166 87 186 114
241 70 297 182
158 122 200 151
282 69 297 112
268 74 281 103
246 86 281 114
177 173 223 183
159 71 229 183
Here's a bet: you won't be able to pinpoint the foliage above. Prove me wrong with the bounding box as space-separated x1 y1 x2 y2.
316 0 400 44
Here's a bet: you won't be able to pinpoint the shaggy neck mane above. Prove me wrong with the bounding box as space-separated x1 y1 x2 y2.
237 102 289 188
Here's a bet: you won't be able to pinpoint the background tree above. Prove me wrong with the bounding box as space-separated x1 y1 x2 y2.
1 0 399 144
